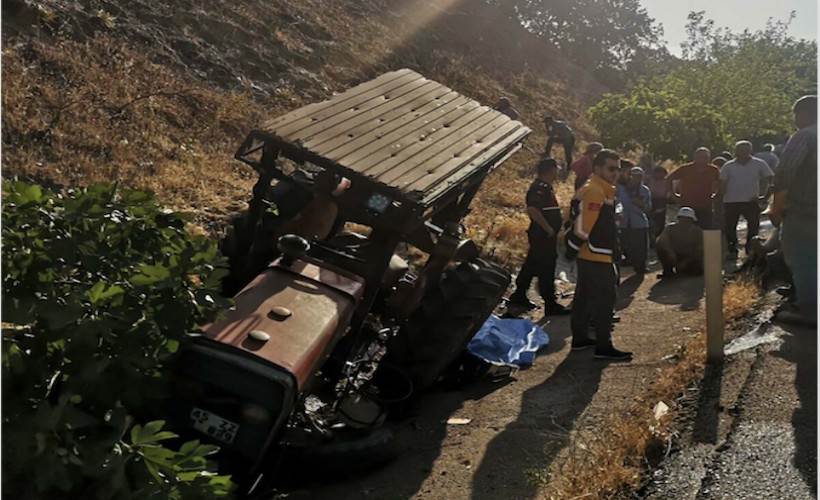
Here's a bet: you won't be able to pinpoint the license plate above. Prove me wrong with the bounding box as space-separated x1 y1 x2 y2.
190 407 239 444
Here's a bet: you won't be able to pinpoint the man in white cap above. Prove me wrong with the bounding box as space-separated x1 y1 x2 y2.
655 207 704 279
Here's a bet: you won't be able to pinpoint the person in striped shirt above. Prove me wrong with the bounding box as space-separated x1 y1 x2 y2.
768 95 817 326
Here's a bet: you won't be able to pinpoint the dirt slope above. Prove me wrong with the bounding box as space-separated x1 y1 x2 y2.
2 0 605 259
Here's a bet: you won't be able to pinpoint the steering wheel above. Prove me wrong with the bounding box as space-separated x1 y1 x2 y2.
309 239 366 263
277 233 368 267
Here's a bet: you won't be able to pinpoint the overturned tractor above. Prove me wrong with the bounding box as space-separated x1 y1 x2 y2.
166 69 531 496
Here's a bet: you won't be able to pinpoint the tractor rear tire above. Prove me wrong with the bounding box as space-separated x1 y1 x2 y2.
387 258 510 395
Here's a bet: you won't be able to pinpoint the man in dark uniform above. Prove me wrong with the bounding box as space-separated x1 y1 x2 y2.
543 116 576 167
508 158 571 316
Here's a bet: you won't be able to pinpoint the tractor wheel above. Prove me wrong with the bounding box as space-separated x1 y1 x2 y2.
284 427 398 477
387 258 510 395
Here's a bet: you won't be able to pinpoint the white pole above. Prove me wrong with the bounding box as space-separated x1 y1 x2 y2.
704 230 724 363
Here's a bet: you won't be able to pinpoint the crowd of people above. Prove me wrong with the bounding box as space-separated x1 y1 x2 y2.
503 94 817 361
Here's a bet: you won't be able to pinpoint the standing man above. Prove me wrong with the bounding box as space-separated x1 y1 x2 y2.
754 143 780 172
508 158 571 316
767 95 817 325
665 147 720 229
543 116 576 168
565 149 632 361
622 166 652 273
717 140 774 257
569 142 604 189
495 97 520 120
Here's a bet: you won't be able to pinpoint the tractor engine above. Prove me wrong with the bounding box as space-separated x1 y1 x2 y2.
167 258 364 482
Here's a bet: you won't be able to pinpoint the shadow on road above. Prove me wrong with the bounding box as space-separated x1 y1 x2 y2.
647 275 703 311
774 321 817 494
471 347 605 499
616 273 645 310
692 361 723 444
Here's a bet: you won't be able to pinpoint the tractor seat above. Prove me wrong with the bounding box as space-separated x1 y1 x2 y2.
326 231 408 287
382 254 409 289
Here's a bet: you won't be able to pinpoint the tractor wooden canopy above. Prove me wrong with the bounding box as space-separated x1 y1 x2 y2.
235 69 531 216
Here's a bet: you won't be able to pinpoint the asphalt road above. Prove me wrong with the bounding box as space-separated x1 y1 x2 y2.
645 317 817 499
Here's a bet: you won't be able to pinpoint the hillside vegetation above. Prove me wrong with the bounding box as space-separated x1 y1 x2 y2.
2 0 607 264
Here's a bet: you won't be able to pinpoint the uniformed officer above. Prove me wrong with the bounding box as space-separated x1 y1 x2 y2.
508 158 571 316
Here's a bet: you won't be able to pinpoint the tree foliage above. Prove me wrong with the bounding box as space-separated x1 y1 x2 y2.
587 12 818 160
489 0 665 82
588 82 730 160
2 181 235 499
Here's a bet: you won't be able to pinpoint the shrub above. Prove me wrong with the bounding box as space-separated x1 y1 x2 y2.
2 181 235 498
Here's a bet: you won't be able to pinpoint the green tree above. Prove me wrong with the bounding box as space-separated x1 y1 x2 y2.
587 11 817 160
2 181 234 499
677 11 817 140
588 80 730 160
496 0 664 82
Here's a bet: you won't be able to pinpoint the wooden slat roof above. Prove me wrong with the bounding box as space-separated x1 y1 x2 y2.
258 69 531 205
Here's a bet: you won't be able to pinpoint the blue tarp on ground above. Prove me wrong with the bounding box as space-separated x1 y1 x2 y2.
466 315 549 367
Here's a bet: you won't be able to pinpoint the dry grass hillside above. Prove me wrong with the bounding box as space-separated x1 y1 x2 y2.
2 0 606 264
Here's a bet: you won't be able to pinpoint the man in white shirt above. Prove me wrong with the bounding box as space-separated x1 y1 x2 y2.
717 140 774 256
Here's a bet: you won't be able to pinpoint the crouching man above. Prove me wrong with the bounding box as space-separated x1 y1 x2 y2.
655 207 704 279
564 149 632 361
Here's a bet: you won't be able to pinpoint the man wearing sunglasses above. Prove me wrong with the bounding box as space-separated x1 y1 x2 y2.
564 149 633 361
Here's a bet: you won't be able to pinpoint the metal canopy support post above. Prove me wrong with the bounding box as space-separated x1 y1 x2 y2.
704 230 725 364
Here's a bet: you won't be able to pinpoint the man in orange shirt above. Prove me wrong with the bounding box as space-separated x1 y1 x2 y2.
569 142 604 189
665 147 720 229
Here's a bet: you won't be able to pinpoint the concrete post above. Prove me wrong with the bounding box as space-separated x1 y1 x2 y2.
704 230 724 363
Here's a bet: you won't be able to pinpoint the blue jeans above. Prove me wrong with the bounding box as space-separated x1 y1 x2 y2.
780 213 817 308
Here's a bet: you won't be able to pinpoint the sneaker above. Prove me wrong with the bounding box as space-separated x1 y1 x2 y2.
594 347 633 361
612 313 621 323
571 338 597 351
508 295 537 311
545 303 572 316
656 271 676 280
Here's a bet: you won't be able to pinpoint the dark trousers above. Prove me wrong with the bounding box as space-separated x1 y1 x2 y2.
723 201 760 252
693 207 714 230
571 259 617 349
512 230 558 304
656 246 703 276
623 228 649 273
545 136 575 166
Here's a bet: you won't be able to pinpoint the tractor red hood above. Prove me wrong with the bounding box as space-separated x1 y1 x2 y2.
203 260 364 390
